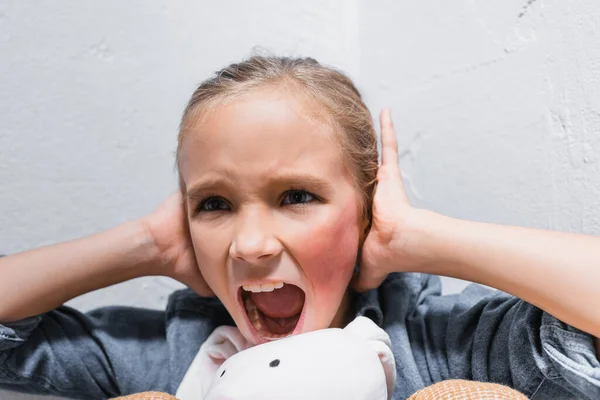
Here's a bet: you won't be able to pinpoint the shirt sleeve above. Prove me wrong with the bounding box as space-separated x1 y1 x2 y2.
0 305 170 399
404 274 600 399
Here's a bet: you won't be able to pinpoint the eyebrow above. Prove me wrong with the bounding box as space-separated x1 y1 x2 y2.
186 176 232 202
185 173 333 202
265 172 333 192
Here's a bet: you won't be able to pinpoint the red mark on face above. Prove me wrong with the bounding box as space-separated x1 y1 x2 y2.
290 198 361 325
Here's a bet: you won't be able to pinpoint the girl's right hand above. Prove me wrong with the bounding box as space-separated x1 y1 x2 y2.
142 191 215 297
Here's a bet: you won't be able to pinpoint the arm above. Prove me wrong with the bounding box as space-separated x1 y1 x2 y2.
355 108 600 351
0 303 170 398
392 273 600 398
0 192 211 397
0 191 212 323
0 221 157 322
417 211 600 348
357 108 600 397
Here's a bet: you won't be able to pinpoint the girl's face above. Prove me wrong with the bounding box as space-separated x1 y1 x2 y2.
179 88 364 345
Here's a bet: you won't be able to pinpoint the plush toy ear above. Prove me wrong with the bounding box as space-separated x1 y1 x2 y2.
344 317 396 400
203 326 250 362
176 326 250 400
368 338 397 400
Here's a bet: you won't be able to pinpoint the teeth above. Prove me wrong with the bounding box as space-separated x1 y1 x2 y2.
242 282 285 293
248 284 261 293
264 332 292 340
244 296 262 331
252 319 262 331
243 294 294 340
261 282 275 292
244 297 256 311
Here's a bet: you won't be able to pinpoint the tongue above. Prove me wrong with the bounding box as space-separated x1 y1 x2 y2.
262 314 299 334
250 284 305 318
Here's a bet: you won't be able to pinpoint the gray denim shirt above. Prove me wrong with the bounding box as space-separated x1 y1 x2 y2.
1 273 599 399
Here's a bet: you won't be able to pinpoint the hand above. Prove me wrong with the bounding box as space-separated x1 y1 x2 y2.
142 191 215 297
352 108 431 292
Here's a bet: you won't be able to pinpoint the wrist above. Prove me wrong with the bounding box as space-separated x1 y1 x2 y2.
122 219 164 277
392 209 459 274
410 210 485 279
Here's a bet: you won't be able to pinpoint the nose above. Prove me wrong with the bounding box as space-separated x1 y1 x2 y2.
229 208 283 264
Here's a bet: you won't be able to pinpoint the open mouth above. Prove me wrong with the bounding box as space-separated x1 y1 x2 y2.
239 282 306 341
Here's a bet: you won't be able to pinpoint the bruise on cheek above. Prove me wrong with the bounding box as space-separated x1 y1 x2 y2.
296 199 361 297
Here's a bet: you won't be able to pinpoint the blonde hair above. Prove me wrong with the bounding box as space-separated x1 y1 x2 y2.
177 55 378 223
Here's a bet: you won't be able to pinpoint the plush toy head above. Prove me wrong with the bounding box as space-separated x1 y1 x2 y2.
176 316 396 400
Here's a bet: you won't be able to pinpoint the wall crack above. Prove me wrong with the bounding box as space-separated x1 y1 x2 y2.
518 0 539 19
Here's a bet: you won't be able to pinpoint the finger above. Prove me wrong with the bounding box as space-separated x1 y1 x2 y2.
379 108 399 168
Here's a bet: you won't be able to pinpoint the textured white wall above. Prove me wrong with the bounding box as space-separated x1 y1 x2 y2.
0 0 359 311
361 0 600 230
359 0 600 292
2 0 600 398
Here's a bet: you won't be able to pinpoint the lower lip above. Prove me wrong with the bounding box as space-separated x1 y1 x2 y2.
236 288 307 344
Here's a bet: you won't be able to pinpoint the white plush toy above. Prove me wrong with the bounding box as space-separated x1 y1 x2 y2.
176 316 396 400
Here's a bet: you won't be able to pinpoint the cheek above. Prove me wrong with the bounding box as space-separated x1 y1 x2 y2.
189 224 230 288
291 200 360 297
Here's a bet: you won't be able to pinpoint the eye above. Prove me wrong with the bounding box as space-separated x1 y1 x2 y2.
281 190 315 205
269 359 280 368
220 369 226 377
197 196 230 213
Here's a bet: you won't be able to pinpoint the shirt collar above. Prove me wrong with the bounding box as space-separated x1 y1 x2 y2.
351 287 384 327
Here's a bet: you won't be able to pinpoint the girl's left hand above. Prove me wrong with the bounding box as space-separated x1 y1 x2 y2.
352 108 434 292
143 192 215 297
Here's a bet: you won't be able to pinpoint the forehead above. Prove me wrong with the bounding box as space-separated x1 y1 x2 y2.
178 89 348 184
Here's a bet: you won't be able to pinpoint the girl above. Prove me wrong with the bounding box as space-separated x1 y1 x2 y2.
0 56 599 399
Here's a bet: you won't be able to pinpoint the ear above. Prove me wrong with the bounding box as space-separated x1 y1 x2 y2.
344 317 396 400
176 326 250 400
